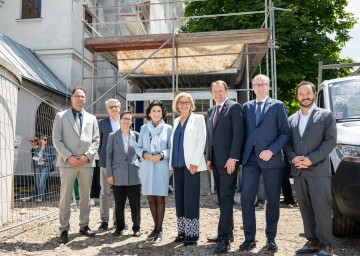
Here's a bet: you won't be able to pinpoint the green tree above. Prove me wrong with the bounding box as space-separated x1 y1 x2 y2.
181 0 357 113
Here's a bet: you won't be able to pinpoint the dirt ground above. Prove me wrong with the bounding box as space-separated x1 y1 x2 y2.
0 192 359 256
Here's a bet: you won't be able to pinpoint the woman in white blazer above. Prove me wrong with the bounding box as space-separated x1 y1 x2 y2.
169 92 207 246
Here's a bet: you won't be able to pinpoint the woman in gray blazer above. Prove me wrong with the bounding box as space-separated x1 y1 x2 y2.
169 92 207 246
106 111 141 237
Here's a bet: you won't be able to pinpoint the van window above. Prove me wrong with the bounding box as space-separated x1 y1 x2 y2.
317 89 325 108
329 78 360 119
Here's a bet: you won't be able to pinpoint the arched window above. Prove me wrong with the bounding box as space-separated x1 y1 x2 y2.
35 102 55 144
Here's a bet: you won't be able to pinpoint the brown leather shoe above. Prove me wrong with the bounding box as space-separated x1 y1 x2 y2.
296 241 320 254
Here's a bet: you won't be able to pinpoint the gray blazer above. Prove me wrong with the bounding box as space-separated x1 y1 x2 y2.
52 108 100 167
285 106 337 177
98 117 113 167
106 130 140 186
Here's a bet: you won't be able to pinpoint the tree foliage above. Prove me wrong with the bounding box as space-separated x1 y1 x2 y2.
180 0 357 113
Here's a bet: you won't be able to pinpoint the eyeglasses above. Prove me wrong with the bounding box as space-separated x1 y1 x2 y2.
43 138 48 141
121 117 132 122
253 83 268 88
178 101 190 106
108 105 119 109
72 95 86 99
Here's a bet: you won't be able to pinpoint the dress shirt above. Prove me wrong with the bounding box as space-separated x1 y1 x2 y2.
71 108 84 129
110 116 120 132
299 103 315 137
255 95 269 112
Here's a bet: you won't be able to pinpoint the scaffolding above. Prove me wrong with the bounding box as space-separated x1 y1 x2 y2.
81 0 290 122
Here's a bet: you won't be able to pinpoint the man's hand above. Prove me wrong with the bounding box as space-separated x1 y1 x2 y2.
107 176 114 185
292 155 309 169
224 158 236 174
207 161 212 172
189 164 198 175
259 149 274 162
77 155 89 166
67 156 82 169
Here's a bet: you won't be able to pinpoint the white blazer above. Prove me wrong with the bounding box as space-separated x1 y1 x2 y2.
169 112 207 172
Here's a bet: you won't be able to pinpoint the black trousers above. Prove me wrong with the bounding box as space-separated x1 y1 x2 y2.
211 153 238 240
282 157 295 203
113 184 141 232
90 161 101 199
174 166 200 242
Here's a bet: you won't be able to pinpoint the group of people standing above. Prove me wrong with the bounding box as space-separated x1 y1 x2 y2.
51 73 336 256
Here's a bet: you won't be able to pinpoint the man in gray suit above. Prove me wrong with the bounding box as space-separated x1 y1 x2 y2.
285 81 336 256
206 80 244 254
53 87 100 244
240 74 290 253
98 98 120 230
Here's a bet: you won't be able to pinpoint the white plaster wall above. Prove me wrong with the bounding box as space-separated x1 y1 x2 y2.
0 70 18 226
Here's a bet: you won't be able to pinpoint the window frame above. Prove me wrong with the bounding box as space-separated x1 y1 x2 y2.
21 0 42 19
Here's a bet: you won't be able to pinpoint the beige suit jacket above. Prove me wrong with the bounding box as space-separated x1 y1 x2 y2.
52 108 100 168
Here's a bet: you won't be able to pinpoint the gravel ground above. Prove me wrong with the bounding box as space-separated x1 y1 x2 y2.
0 193 359 256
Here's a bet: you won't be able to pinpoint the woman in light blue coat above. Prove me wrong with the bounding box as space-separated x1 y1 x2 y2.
136 100 172 243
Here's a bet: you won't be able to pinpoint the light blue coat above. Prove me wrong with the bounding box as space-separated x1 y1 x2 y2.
136 123 172 196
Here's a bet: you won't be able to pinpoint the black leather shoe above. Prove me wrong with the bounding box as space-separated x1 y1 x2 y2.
59 230 68 244
79 226 95 237
113 229 123 236
239 240 256 251
214 240 230 254
133 231 141 237
98 221 108 231
207 234 234 243
184 241 197 246
267 239 278 252
174 235 185 242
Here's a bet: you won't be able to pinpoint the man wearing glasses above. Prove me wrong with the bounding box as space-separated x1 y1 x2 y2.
240 74 290 252
97 98 123 231
52 87 100 244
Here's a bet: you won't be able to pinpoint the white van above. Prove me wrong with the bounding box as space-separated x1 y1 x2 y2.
317 75 360 237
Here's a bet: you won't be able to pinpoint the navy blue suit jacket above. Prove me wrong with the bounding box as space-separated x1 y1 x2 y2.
242 98 290 169
98 117 113 167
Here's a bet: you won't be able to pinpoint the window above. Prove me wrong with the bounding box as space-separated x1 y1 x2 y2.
21 0 41 19
84 10 93 34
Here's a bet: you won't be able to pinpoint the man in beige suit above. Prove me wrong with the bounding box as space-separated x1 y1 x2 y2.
52 87 100 244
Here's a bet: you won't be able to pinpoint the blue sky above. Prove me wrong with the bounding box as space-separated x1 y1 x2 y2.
341 0 360 62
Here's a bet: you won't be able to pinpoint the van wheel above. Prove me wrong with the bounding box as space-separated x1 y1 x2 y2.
332 193 357 237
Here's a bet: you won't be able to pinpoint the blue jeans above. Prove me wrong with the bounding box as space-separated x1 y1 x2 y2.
35 164 51 201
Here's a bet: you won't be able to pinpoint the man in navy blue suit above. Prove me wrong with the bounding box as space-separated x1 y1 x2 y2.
240 74 290 252
97 99 121 230
206 80 244 254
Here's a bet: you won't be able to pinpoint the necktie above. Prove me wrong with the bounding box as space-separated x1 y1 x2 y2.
255 102 263 125
75 112 81 133
213 105 221 125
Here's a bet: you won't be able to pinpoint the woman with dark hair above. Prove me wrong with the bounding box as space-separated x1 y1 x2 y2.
106 111 141 237
136 100 172 243
33 135 56 202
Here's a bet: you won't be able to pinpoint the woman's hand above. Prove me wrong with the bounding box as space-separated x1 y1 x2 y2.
189 164 198 174
107 176 115 185
151 153 162 163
